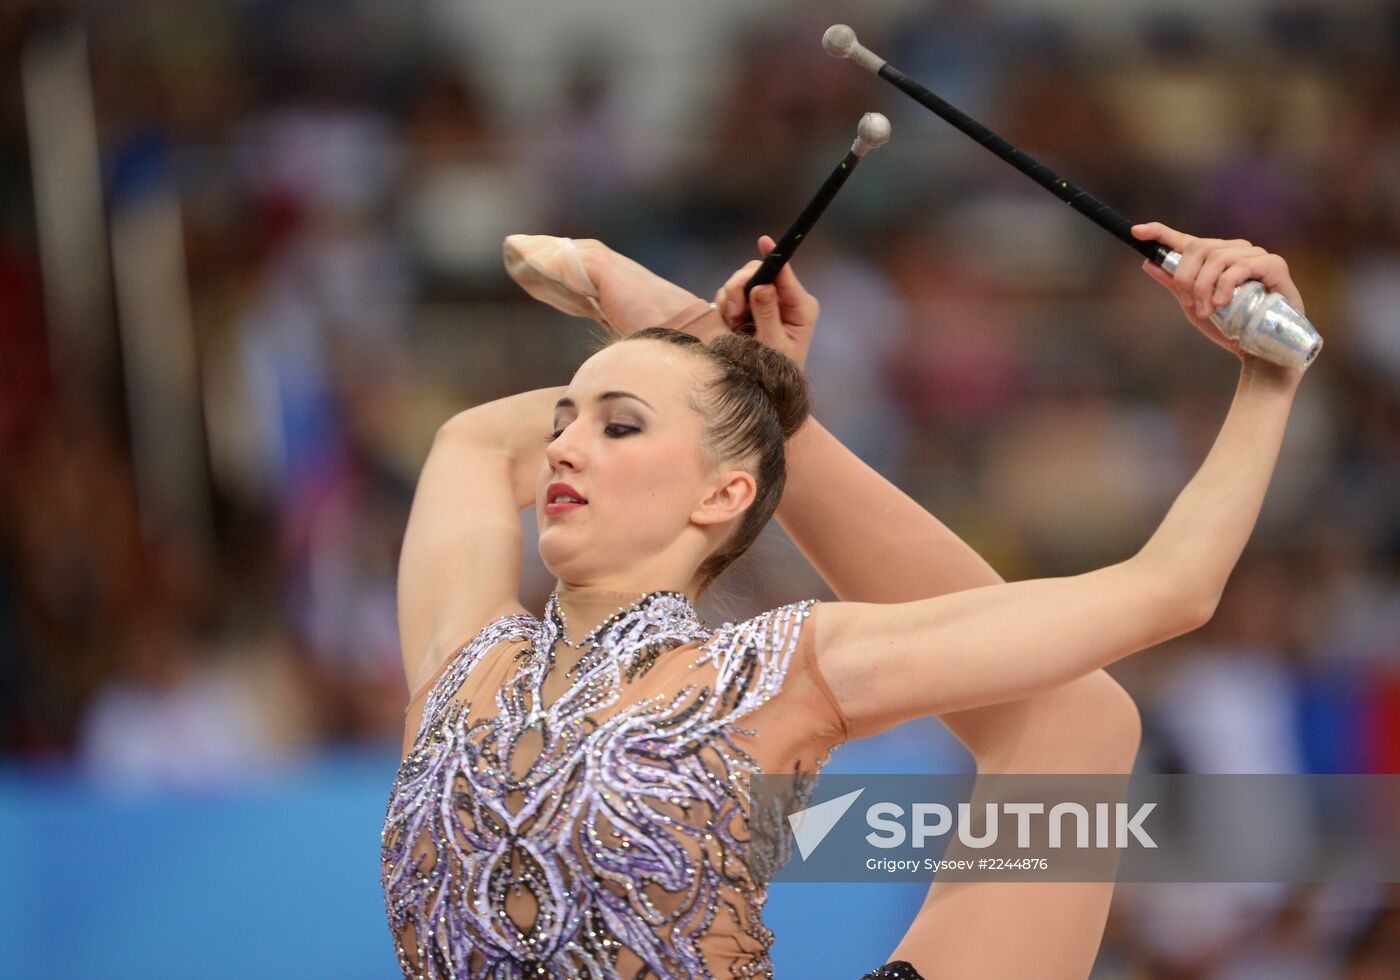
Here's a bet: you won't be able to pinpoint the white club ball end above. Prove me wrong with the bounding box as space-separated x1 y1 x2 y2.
856 112 892 153
822 24 858 58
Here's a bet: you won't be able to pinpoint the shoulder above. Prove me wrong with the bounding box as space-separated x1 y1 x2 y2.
442 600 537 658
406 600 534 703
692 598 852 741
694 597 822 672
709 597 819 639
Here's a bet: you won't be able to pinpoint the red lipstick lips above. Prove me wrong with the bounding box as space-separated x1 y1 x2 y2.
546 482 588 516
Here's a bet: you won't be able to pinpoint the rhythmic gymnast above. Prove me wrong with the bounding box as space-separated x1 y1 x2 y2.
380 220 1313 978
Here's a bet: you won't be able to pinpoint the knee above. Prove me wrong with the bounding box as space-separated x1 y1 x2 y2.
971 670 1141 774
1067 670 1141 772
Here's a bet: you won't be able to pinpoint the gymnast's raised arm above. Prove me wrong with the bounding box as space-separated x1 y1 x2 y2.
394 384 556 698
811 223 1312 731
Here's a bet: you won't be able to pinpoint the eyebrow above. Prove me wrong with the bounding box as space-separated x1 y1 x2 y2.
554 391 656 412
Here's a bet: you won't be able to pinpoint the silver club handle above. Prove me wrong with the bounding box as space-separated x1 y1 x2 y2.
1160 250 1322 371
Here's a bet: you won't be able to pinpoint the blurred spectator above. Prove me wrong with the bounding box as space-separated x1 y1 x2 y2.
402 66 543 286
76 601 299 793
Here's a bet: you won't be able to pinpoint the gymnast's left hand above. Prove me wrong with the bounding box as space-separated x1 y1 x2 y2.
1131 222 1307 364
714 235 819 372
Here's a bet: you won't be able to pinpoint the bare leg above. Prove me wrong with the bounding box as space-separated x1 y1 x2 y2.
891 673 1140 979
777 412 1142 978
575 239 723 337
504 234 725 341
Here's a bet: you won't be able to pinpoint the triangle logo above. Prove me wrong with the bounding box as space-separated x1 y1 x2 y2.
787 788 865 860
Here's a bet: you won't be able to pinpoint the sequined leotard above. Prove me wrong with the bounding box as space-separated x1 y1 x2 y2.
381 588 851 978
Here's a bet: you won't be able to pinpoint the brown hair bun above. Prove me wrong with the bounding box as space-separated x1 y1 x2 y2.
706 332 810 439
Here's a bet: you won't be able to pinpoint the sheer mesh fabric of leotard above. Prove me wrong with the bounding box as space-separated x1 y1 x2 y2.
380 591 842 979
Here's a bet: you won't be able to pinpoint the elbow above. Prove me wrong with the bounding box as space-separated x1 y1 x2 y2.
437 408 480 440
1153 588 1218 642
436 409 500 456
1155 586 1217 639
1184 588 1221 632
1130 553 1221 637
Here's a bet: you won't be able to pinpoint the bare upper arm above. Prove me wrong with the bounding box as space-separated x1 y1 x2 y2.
812 557 1206 739
397 413 529 697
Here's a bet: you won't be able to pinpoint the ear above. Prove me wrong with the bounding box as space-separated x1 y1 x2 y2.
691 467 757 527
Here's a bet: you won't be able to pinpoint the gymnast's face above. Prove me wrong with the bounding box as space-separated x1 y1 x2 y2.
536 339 755 586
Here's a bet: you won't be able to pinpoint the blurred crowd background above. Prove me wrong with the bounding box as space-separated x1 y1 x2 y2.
2 0 1398 976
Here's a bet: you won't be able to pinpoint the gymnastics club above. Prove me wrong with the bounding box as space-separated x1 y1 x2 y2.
822 24 1322 371
733 111 892 334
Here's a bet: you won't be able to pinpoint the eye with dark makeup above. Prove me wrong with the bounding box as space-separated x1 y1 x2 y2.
544 422 640 443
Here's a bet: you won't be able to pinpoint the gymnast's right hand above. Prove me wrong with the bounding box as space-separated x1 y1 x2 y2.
714 235 820 372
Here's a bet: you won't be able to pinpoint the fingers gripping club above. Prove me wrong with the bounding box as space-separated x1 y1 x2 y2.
735 112 892 335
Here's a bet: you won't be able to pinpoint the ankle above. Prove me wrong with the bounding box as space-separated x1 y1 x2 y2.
654 301 725 342
573 238 605 290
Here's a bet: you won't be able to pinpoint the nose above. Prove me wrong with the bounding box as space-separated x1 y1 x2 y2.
544 420 585 473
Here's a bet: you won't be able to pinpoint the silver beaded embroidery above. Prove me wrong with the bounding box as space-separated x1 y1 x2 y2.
381 591 822 979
